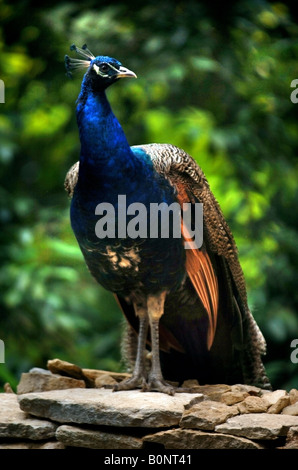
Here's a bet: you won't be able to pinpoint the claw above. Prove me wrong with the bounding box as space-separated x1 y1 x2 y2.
113 374 147 392
147 378 176 395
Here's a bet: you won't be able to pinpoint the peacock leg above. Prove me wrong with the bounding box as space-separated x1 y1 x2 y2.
113 301 149 391
147 292 176 395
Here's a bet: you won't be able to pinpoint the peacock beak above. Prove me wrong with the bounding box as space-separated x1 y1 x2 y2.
116 66 137 79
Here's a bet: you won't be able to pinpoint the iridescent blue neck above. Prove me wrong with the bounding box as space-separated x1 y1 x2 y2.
76 84 133 171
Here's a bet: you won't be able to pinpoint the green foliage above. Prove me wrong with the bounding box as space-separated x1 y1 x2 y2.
0 0 297 390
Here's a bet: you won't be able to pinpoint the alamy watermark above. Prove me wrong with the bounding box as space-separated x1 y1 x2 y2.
0 79 4 104
94 195 203 249
290 79 298 104
290 339 298 364
0 339 4 363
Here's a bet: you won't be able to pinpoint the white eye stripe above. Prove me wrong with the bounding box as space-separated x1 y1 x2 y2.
107 63 120 73
93 63 108 77
93 62 120 77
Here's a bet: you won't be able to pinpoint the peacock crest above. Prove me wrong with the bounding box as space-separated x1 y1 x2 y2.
64 44 95 78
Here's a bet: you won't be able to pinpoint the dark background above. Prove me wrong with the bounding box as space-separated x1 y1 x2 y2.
0 0 297 391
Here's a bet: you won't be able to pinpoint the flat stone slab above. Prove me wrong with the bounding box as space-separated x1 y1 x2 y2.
143 428 263 449
0 394 57 440
56 424 143 449
18 388 203 428
215 413 298 440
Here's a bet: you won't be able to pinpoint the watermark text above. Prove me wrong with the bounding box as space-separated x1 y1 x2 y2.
290 339 298 364
0 339 4 363
95 195 203 249
0 79 4 104
290 79 298 104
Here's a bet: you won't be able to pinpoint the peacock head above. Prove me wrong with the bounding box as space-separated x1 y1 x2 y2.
65 44 137 91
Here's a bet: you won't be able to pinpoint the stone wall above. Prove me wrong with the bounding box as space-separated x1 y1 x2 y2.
0 359 298 450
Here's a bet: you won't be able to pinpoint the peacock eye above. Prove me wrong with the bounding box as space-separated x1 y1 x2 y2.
100 63 109 72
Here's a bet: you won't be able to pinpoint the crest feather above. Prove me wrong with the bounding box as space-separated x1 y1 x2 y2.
65 43 95 78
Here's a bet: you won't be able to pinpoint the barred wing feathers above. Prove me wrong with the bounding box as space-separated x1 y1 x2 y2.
136 143 267 359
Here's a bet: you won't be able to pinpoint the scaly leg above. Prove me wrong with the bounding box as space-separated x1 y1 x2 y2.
113 300 149 391
147 292 175 395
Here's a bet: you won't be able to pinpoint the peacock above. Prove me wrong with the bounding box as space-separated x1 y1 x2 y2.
64 44 271 394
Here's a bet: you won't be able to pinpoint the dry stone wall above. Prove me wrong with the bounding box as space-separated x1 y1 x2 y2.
0 359 298 450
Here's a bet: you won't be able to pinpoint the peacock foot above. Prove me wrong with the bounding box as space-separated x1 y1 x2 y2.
113 374 147 392
147 376 176 395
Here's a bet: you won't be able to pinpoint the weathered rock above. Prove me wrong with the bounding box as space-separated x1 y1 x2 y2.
180 400 238 430
47 359 132 387
267 396 290 414
220 389 249 405
30 367 52 375
173 380 231 401
289 389 298 405
234 384 262 396
284 426 298 449
181 379 200 388
237 396 269 414
0 393 57 440
0 441 65 449
144 428 263 449
263 389 288 407
183 395 205 410
281 402 298 416
215 413 298 439
3 383 14 393
56 425 143 449
18 388 203 428
95 374 117 388
82 368 131 386
47 359 84 380
17 372 85 394
182 384 231 402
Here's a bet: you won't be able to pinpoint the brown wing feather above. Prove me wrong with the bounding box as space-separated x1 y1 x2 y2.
176 186 219 350
185 244 218 350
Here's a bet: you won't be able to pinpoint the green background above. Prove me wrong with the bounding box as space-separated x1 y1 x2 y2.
0 0 298 391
